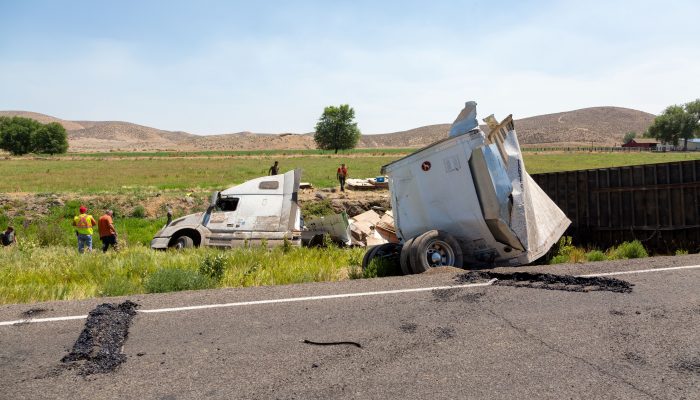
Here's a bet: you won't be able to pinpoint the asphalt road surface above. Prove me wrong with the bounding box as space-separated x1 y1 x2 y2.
1 255 699 399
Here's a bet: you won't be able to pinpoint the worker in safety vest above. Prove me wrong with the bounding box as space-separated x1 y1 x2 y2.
72 205 97 253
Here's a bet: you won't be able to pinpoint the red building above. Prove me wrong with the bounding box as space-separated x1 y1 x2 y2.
622 138 658 149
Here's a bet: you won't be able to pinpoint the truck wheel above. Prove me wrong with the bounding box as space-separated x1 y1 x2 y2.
172 235 194 250
410 230 463 273
362 246 379 271
363 243 402 275
400 237 416 275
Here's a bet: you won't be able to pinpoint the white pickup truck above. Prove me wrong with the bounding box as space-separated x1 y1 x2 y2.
365 101 570 273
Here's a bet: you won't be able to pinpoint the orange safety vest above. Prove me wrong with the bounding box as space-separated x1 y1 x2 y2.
74 213 95 235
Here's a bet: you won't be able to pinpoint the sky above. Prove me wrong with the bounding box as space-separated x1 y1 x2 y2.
1 0 698 135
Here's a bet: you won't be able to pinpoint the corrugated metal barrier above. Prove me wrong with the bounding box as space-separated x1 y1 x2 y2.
532 160 700 252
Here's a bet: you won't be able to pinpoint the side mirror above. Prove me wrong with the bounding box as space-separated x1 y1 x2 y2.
210 191 220 207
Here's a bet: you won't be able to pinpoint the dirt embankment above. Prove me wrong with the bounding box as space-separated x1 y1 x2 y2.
0 189 391 223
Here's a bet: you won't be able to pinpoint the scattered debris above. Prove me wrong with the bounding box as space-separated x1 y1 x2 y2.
61 301 139 375
302 339 362 348
400 322 418 333
456 271 633 293
345 177 388 191
21 308 48 318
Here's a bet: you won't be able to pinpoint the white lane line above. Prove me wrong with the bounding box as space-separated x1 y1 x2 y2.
139 279 499 314
0 280 497 326
578 264 700 277
0 314 87 327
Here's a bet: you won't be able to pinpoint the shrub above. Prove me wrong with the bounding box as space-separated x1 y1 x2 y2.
548 236 586 264
131 205 146 218
199 252 226 282
607 240 648 260
347 251 364 279
145 268 214 293
36 222 69 246
675 249 689 256
585 250 607 262
101 275 141 297
363 257 401 278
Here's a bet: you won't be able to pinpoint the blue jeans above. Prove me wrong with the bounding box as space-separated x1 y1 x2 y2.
77 234 93 253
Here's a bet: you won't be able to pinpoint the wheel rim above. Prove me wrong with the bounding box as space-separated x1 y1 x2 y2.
423 239 455 267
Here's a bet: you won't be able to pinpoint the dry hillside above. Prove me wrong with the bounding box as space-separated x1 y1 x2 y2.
0 106 655 152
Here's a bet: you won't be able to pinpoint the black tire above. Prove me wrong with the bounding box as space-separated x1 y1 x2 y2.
410 230 463 273
400 237 416 275
361 246 379 271
363 243 402 276
172 235 194 250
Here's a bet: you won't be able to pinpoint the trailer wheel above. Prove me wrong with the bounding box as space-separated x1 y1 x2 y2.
172 235 194 250
410 230 463 273
362 243 402 275
400 237 416 275
361 246 379 271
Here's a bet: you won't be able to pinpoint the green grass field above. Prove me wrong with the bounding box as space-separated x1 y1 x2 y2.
2 149 699 305
2 151 700 193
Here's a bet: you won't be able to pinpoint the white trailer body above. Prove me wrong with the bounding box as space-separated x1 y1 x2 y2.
381 102 570 268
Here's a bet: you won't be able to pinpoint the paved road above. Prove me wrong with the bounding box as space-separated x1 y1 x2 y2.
1 255 699 399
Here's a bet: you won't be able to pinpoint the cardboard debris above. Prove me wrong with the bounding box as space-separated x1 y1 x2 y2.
346 177 389 191
348 209 398 246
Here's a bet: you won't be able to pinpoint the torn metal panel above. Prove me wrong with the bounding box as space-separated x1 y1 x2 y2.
302 212 351 246
381 101 569 267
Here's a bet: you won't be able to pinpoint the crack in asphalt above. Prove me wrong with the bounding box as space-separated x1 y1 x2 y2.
485 308 663 400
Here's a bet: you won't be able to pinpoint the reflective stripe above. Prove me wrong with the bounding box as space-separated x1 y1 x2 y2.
74 214 94 235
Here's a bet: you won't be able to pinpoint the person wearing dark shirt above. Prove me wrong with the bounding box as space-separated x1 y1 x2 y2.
269 161 280 175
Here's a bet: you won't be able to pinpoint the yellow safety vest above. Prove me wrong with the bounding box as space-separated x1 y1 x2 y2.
74 214 95 235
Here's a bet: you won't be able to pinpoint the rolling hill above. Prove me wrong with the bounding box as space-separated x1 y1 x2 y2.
0 106 655 152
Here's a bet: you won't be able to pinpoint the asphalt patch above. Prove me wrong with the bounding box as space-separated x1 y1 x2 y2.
456 271 633 293
61 300 139 375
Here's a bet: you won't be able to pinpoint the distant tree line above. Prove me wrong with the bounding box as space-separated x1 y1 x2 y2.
646 99 700 150
0 116 68 155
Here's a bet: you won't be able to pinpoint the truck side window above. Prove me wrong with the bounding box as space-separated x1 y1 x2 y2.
218 197 239 212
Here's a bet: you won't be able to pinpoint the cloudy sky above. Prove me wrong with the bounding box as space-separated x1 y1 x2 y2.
1 0 698 135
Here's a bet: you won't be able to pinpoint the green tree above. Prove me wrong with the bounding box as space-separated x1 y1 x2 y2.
685 99 700 135
647 102 699 150
32 122 68 154
622 131 636 144
313 104 361 154
0 116 41 155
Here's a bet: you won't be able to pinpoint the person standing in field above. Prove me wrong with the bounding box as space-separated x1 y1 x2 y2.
337 163 348 192
98 210 118 253
73 205 97 253
269 161 280 176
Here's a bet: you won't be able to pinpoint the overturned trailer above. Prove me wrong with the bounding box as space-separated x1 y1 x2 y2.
367 101 570 273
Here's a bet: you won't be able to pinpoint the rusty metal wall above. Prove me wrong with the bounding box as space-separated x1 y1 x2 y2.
531 160 700 252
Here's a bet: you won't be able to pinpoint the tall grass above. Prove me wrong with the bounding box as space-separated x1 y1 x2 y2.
0 244 366 305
